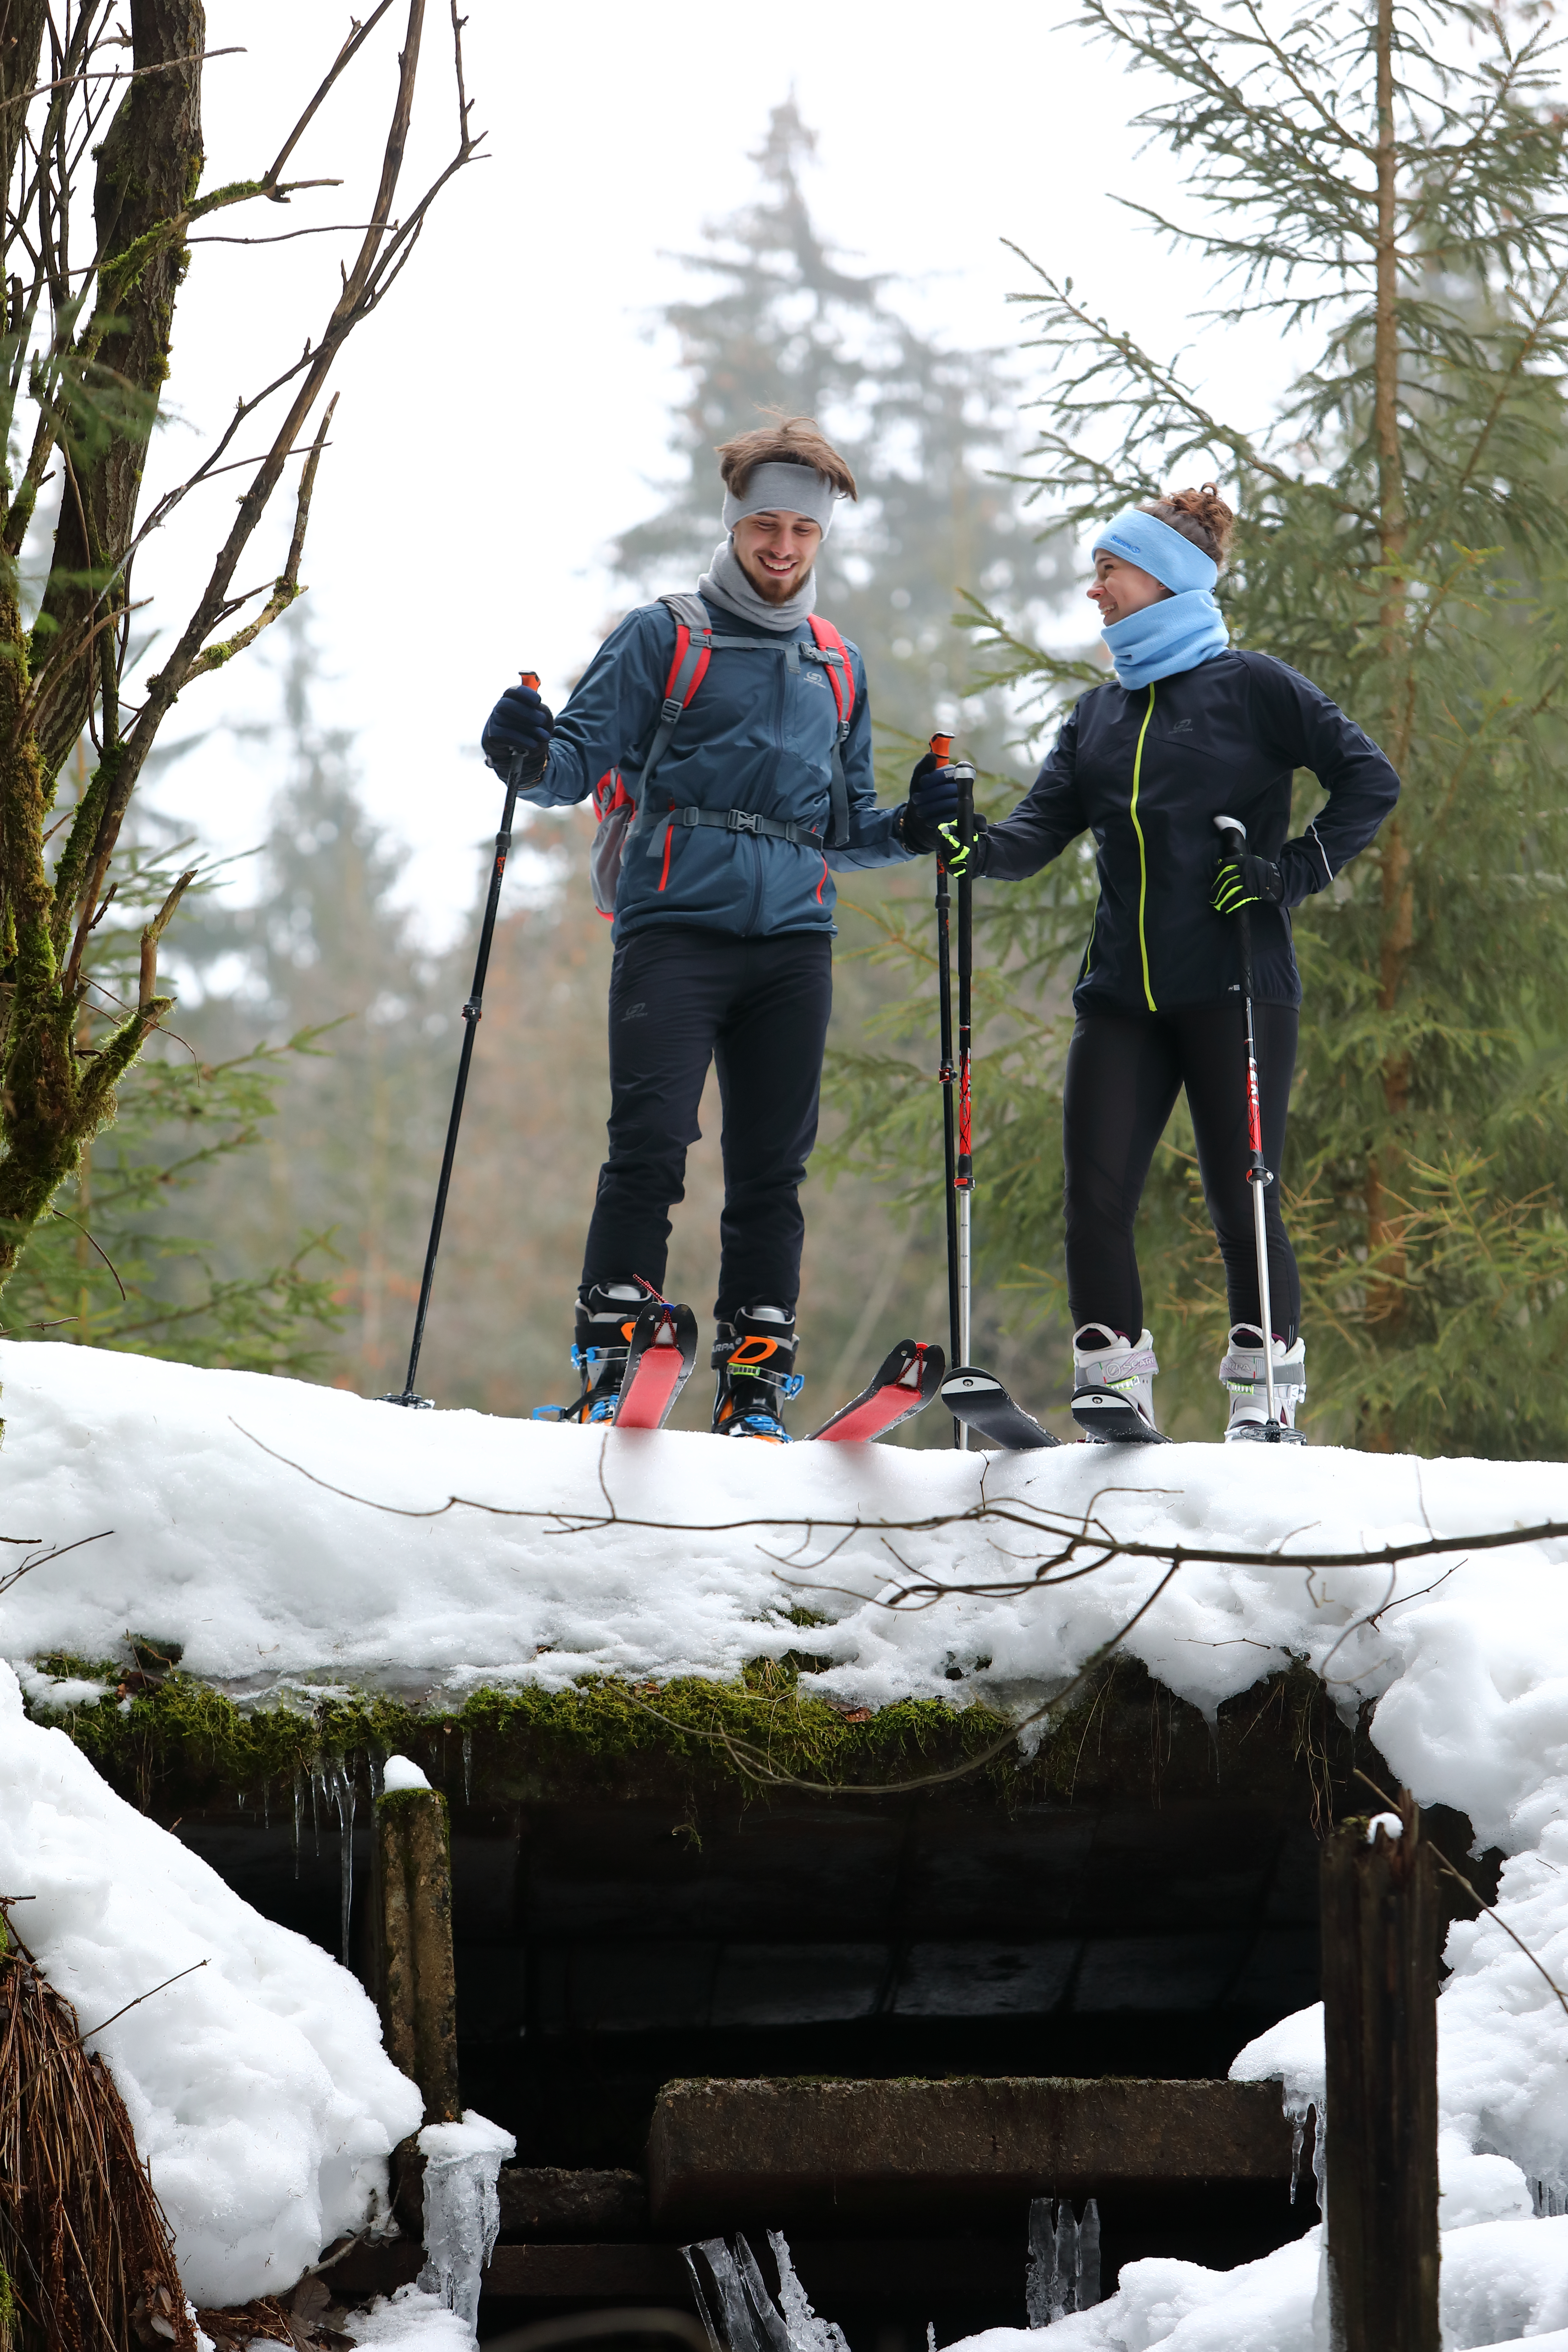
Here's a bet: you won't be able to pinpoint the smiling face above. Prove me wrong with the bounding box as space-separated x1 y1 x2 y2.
1088 550 1171 627
733 510 823 604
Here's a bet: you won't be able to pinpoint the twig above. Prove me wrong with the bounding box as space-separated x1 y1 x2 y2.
1354 1767 1568 2025
138 870 197 1006
80 1958 209 2040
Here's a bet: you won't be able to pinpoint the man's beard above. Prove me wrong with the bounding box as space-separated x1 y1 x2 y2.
738 550 815 605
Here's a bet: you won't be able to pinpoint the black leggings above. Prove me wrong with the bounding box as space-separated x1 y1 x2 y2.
1062 999 1301 1344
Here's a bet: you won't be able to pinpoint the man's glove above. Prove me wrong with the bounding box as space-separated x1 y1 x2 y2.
482 682 555 781
1211 848 1284 915
908 749 959 832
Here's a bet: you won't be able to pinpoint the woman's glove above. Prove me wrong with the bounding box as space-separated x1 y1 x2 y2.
898 751 989 870
1211 847 1284 914
482 682 555 781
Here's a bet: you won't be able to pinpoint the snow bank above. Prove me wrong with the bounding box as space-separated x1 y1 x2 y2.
947 2216 1568 2349
0 1657 421 2307
10 1342 1568 2337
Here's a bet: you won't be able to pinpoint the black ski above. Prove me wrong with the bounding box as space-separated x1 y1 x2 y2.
812 1339 945 1443
1070 1387 1172 1444
941 1365 1060 1450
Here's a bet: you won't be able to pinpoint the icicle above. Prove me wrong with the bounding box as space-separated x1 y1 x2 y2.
766 2229 851 2352
417 2113 515 2332
1052 2201 1075 2321
292 1774 303 1882
927 2328 937 2352
236 1791 245 1811
310 1765 322 1858
322 1756 358 1966
462 1729 473 1807
1026 2198 1054 2327
1076 2200 1101 2311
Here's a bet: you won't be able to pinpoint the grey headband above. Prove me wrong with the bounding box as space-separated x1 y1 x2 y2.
721 460 839 539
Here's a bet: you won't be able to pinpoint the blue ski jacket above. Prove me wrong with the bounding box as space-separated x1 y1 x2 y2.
519 598 912 938
981 649 1400 1010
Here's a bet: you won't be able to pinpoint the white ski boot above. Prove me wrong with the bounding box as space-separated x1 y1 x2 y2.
1070 1324 1168 1444
1220 1324 1307 1443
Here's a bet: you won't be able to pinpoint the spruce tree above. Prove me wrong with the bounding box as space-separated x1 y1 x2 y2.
835 0 1568 1455
612 99 1070 762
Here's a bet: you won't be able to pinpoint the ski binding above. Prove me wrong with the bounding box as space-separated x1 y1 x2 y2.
1070 1385 1172 1444
613 1300 699 1429
811 1338 945 1443
941 1365 1059 1450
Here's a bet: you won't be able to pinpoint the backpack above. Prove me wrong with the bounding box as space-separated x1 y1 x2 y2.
588 593 856 920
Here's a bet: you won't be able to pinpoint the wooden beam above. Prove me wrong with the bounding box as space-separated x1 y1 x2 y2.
1320 1794 1440 2351
647 2076 1297 2228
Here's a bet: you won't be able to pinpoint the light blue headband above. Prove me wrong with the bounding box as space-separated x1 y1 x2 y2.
1092 507 1218 594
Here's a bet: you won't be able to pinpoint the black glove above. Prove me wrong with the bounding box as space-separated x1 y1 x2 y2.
482 682 555 780
908 750 959 830
1211 847 1284 915
898 800 987 872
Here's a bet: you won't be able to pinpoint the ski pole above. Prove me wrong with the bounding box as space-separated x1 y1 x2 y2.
954 757 977 1381
931 731 965 1447
382 673 539 1408
1213 813 1278 1430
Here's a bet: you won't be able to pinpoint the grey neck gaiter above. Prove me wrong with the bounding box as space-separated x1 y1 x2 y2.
697 538 816 635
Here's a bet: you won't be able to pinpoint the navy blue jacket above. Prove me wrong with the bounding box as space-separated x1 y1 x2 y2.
982 650 1400 1009
521 599 911 937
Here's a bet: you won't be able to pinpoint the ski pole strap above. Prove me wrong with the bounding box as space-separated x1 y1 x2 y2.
670 805 824 848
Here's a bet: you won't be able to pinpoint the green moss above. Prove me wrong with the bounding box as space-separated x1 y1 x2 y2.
21 1648 1361 1825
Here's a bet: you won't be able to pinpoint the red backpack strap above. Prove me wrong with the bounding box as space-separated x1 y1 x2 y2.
807 615 855 727
632 595 713 830
806 615 854 850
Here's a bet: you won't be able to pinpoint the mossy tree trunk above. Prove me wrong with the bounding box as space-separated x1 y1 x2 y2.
0 1 479 1312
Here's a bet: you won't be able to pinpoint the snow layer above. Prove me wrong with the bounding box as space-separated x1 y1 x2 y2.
10 1343 1568 2337
947 2215 1568 2349
0 1657 421 2307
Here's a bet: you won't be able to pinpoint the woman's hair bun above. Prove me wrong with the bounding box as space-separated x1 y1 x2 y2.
1141 481 1235 563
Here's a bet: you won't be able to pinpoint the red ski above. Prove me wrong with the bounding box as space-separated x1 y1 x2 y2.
614 1301 699 1429
811 1339 945 1443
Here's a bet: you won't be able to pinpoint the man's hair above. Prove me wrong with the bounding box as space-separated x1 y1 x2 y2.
716 416 857 502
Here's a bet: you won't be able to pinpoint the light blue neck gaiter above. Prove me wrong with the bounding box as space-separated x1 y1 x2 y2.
1093 507 1231 689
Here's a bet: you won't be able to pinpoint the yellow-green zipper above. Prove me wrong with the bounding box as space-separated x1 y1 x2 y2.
1130 684 1157 1010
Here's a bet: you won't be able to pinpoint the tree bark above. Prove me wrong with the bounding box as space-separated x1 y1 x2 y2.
1320 1794 1440 2352
1365 0 1415 1353
32 0 205 791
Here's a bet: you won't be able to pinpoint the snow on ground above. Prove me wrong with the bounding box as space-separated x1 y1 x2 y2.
7 1340 1568 2343
0 1656 421 2308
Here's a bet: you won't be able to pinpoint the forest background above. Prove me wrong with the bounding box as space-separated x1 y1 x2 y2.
11 0 1568 1457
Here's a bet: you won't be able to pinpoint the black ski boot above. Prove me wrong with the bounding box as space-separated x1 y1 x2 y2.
711 1304 804 1443
534 1279 655 1424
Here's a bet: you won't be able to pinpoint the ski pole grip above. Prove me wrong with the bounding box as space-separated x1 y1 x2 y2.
954 759 976 851
1214 812 1246 856
520 670 540 691
929 731 953 762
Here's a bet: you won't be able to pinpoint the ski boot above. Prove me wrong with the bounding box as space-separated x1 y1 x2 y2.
1069 1323 1168 1443
1220 1325 1307 1443
712 1304 804 1442
535 1279 655 1424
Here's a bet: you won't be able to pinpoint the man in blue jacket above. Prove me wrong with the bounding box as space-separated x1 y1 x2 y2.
481 418 951 1439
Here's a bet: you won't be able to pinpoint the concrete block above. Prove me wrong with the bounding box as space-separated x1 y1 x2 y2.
647 2075 1297 2228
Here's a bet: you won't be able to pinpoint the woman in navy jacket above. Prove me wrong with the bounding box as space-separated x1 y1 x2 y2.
950 486 1399 1440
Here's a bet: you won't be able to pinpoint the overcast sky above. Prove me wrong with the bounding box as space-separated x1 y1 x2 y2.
124 0 1298 944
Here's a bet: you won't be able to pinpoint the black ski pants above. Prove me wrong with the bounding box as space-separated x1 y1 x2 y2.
581 925 833 1323
1062 998 1301 1344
